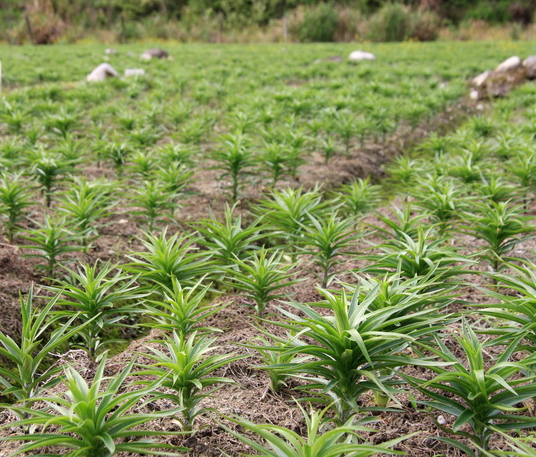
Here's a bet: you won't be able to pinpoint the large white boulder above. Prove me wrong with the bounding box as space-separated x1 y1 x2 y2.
86 63 119 82
495 56 521 73
348 50 376 62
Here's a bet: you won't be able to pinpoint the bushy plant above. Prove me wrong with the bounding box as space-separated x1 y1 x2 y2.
130 180 177 232
254 187 327 248
29 149 73 207
462 201 534 272
480 259 536 348
363 228 474 281
211 133 256 202
194 204 265 267
367 2 412 42
296 3 338 43
58 177 114 249
336 177 382 217
297 213 362 287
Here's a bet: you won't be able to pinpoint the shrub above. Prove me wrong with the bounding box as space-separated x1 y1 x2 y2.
334 7 363 41
367 2 412 42
296 3 338 43
411 9 441 41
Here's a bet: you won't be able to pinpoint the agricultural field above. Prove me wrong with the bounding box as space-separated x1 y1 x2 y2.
0 41 535 456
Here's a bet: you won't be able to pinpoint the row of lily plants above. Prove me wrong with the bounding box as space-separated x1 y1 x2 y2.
1 84 536 455
0 42 533 215
1 46 536 455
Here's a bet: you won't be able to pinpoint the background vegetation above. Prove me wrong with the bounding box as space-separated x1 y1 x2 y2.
1 0 536 44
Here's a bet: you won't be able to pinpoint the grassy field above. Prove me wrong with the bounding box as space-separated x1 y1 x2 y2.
0 41 535 456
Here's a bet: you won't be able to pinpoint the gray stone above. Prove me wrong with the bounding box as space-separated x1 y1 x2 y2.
486 66 527 97
140 48 169 60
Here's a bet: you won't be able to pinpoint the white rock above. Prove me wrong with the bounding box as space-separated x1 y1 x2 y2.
476 103 484 110
124 68 145 77
496 56 521 73
118 219 128 225
86 63 119 82
348 50 376 62
472 70 491 87
470 89 479 100
104 48 116 55
523 55 536 79
437 415 447 425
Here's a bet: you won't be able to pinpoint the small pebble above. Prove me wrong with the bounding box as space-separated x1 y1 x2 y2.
437 415 447 425
118 219 128 225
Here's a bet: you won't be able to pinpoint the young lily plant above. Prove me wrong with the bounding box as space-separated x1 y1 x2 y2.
0 171 32 243
47 261 145 359
462 201 534 272
229 249 301 319
144 278 225 338
20 216 82 279
223 404 412 457
259 285 447 422
125 229 216 292
136 332 245 432
297 212 363 288
0 286 87 406
194 204 266 268
403 322 536 457
1 358 186 456
211 132 256 202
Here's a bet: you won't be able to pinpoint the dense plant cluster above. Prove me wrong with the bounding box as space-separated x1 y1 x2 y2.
0 42 535 455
